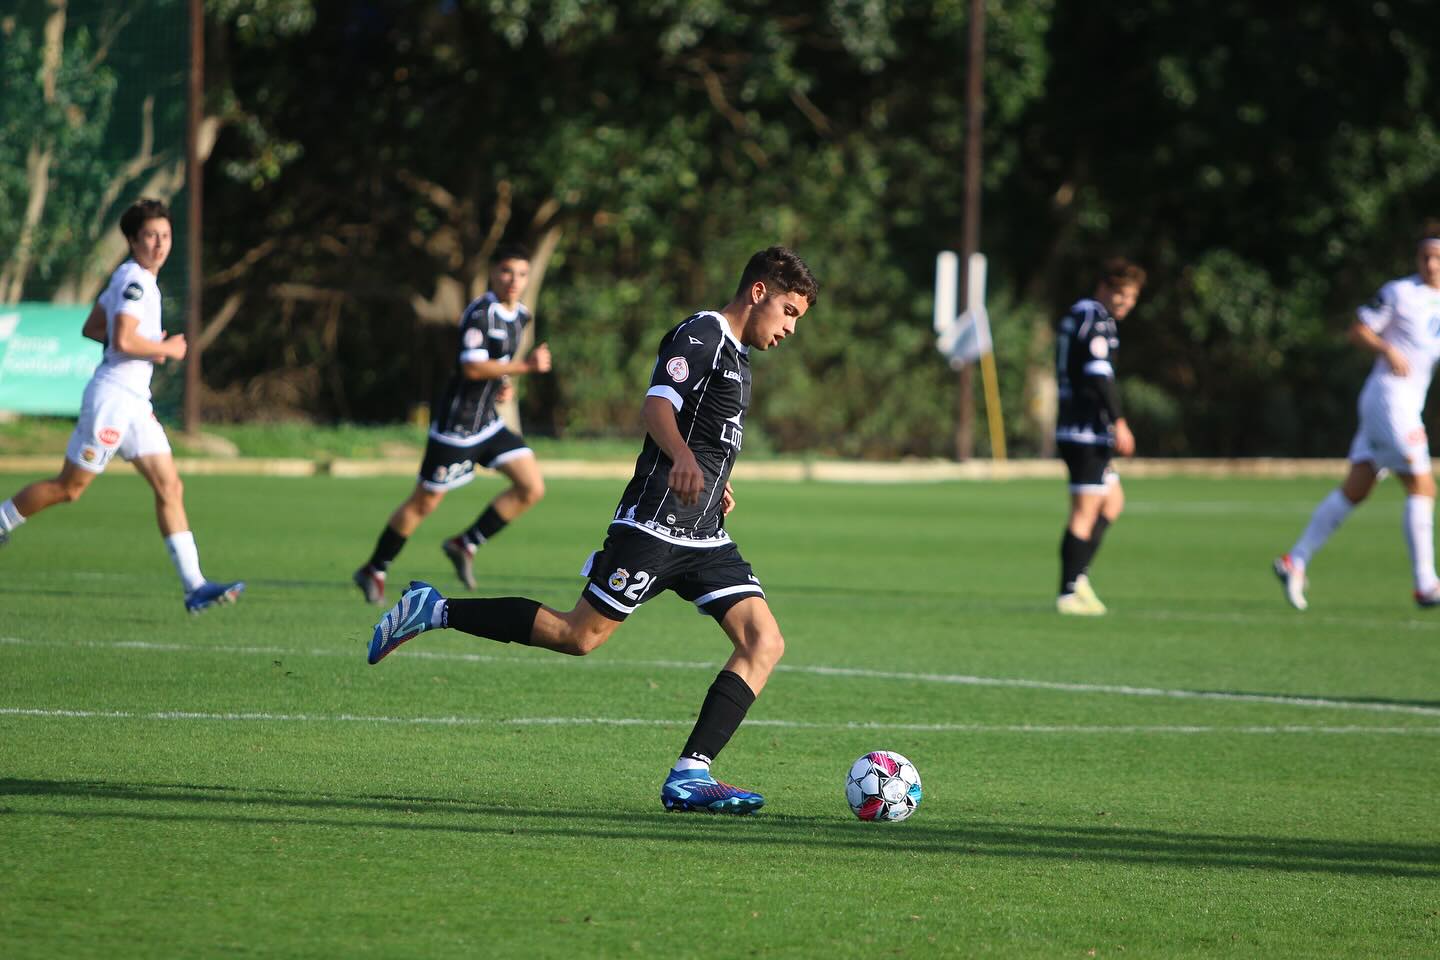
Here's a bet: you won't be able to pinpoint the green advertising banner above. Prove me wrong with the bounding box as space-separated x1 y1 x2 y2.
0 304 102 415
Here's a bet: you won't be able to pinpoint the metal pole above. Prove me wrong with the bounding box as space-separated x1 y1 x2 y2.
954 0 985 461
183 0 203 435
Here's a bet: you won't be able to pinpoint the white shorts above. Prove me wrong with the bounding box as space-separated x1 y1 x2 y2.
65 378 172 474
1347 380 1430 475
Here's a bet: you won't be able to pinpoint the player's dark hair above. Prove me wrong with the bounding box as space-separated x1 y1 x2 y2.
736 246 819 307
492 242 531 264
1419 219 1440 244
1098 257 1147 290
119 198 171 240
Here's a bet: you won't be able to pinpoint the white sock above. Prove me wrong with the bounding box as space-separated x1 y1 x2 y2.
431 599 447 628
165 531 207 593
1291 489 1354 566
673 757 709 773
0 498 25 533
1404 495 1438 592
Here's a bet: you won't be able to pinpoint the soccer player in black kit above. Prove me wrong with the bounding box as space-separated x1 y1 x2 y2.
1054 258 1145 615
353 244 551 605
366 247 818 814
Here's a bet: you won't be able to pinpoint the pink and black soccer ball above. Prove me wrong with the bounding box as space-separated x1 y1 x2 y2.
845 750 922 822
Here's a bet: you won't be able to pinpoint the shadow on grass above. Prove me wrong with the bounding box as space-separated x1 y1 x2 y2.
2 777 1437 879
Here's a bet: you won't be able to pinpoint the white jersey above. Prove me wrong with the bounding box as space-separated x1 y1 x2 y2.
1357 274 1440 411
92 259 164 398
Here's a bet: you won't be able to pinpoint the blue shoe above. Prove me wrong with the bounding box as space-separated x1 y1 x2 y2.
369 580 444 665
660 767 764 814
185 580 245 614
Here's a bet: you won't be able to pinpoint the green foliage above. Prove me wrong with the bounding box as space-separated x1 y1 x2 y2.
0 14 117 290
16 0 1440 455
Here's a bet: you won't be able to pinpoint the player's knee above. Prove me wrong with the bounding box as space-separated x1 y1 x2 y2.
738 624 784 667
412 491 444 516
57 479 88 503
517 477 545 508
559 621 610 657
159 475 184 504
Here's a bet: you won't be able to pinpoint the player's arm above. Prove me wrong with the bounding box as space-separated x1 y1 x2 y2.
642 395 704 506
81 304 108 344
461 343 551 381
1348 320 1409 377
111 312 186 363
1079 330 1134 456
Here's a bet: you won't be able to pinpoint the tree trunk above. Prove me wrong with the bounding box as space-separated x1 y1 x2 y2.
0 0 65 303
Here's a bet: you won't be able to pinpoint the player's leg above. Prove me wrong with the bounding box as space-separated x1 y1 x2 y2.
1056 442 1107 614
660 598 776 814
0 460 98 544
1076 469 1123 606
368 581 621 665
443 434 544 589
658 548 773 813
368 529 656 663
1 386 122 542
1274 461 1376 611
131 451 244 612
355 480 447 605
1396 464 1439 605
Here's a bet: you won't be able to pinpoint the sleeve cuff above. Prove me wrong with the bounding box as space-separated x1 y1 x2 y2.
647 384 684 411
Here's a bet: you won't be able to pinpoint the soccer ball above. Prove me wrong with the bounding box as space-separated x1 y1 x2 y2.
845 750 922 822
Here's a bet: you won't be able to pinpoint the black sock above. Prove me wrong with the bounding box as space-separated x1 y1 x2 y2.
679 670 757 766
368 526 407 573
444 597 540 644
1083 515 1112 574
1060 530 1090 595
462 506 508 548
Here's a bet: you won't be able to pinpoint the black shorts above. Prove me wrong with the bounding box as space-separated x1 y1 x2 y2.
418 426 530 491
580 524 765 622
1058 441 1117 493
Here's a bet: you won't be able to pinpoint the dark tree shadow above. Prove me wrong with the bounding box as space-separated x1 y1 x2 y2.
3 778 1436 879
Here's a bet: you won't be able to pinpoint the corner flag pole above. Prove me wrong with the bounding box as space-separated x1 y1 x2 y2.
967 254 1006 461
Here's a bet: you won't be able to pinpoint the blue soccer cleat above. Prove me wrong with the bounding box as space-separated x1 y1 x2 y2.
369 580 444 665
185 579 245 614
660 767 765 814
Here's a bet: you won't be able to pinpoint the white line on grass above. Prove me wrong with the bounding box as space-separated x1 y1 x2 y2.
1 706 1438 736
5 635 1440 718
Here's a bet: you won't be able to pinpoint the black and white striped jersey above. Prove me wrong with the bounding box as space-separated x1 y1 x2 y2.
430 291 530 444
611 311 750 546
1055 297 1123 447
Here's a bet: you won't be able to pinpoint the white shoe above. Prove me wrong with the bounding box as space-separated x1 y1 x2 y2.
1073 574 1107 614
1057 591 1105 616
1272 554 1308 611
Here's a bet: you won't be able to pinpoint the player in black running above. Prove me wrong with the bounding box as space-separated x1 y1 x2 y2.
1053 257 1145 615
353 244 551 604
366 247 818 815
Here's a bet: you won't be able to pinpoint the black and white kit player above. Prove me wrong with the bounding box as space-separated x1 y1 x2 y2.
364 246 818 815
1054 258 1145 615
353 244 551 604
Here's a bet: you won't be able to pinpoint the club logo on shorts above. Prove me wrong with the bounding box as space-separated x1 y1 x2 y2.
666 357 689 383
1407 427 1427 445
97 426 121 447
608 568 630 592
666 513 676 524
81 447 99 463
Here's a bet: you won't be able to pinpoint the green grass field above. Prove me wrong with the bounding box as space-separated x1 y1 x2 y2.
2 472 1438 958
